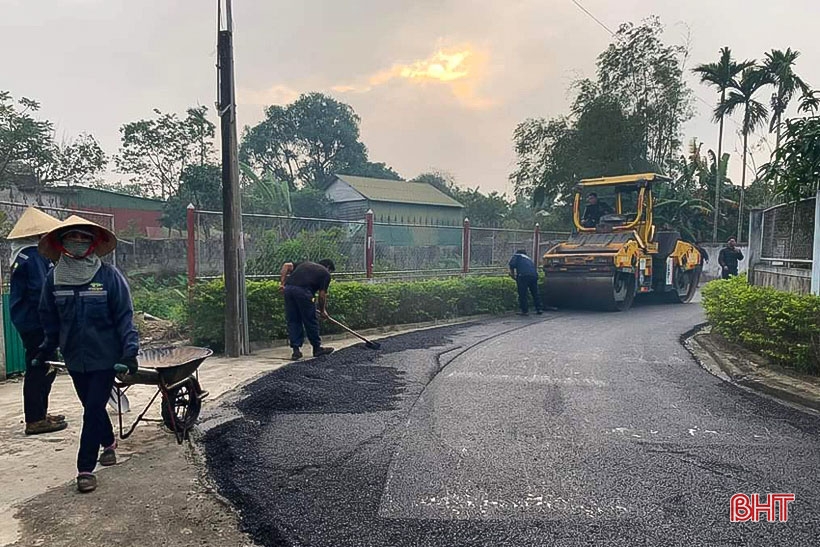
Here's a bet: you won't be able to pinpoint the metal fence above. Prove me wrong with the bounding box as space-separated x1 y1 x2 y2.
194 210 367 280
0 201 116 281
761 196 816 266
190 210 569 282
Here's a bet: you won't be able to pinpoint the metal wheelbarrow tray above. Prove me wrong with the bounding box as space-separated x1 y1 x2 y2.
50 346 213 444
115 346 213 444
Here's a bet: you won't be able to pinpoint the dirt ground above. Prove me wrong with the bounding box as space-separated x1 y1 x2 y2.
10 434 254 547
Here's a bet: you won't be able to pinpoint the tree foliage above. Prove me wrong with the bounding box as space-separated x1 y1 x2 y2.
0 91 106 189
162 164 222 229
511 18 692 212
411 171 513 227
596 16 693 172
116 106 215 200
759 116 820 200
240 93 399 190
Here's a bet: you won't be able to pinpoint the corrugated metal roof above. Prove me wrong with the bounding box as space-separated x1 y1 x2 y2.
334 175 463 208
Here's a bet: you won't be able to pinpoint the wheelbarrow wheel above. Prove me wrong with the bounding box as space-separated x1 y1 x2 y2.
161 377 202 439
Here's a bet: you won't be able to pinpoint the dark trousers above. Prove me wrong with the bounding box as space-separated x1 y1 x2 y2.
721 268 738 280
516 275 542 313
69 369 116 473
19 329 56 424
284 286 321 349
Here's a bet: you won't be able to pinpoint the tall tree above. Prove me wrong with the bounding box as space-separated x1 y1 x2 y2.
596 16 693 173
240 93 378 190
762 48 811 150
692 47 754 241
0 91 106 190
116 106 215 199
716 67 771 240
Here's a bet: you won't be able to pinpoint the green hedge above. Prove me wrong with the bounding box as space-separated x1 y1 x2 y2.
190 276 519 351
701 275 820 374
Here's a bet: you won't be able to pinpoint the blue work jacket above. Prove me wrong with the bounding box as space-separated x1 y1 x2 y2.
39 264 139 373
509 252 538 277
9 247 51 334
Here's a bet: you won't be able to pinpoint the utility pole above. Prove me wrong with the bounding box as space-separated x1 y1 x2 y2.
217 0 248 356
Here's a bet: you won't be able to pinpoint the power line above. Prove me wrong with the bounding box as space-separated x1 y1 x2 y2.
570 0 614 35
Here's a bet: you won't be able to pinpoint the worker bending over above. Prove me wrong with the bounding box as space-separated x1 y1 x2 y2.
509 249 543 316
280 259 336 360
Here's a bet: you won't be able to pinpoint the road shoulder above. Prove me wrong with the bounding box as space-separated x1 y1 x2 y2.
686 326 820 413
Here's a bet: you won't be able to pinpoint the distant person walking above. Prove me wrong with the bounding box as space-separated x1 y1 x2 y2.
280 259 336 360
509 249 543 316
6 207 66 435
718 237 744 279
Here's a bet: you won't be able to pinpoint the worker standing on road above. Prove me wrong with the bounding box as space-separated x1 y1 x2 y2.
509 249 543 316
6 207 67 435
281 259 336 360
37 216 139 494
718 237 744 279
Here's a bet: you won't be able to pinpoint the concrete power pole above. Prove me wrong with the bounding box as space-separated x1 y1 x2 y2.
217 0 249 356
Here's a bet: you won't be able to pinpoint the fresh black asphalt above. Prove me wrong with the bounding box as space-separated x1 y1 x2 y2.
203 300 820 546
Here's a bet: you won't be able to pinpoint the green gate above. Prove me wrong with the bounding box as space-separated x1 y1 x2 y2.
3 293 26 376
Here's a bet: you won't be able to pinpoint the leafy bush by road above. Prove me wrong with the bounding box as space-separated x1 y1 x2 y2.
701 275 820 374
190 276 518 351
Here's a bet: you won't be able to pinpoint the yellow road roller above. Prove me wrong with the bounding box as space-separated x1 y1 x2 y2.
542 173 702 311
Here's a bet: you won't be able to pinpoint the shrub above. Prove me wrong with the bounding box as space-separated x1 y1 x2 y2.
130 275 189 325
701 275 820 374
190 276 519 351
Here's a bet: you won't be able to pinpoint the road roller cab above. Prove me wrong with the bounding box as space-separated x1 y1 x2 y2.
542 173 702 311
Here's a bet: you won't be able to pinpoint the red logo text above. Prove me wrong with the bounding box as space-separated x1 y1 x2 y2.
730 493 794 522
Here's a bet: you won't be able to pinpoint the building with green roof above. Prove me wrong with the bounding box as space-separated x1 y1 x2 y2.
325 174 464 226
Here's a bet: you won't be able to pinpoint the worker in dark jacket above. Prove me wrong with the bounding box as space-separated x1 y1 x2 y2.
36 215 139 494
281 259 336 360
718 237 744 279
7 207 66 435
581 193 613 228
509 249 543 316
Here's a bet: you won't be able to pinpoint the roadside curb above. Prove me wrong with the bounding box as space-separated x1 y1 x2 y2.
685 325 820 414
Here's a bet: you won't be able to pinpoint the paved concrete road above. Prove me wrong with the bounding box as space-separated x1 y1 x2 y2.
204 301 820 546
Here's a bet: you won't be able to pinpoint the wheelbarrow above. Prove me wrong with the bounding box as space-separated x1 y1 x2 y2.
48 346 213 444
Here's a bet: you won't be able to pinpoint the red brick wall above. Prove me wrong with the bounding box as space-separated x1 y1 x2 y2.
77 206 163 236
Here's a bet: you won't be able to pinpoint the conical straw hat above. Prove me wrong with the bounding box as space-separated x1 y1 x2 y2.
6 207 62 240
38 214 117 261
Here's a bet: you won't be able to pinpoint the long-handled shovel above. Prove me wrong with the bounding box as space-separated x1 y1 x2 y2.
326 315 382 350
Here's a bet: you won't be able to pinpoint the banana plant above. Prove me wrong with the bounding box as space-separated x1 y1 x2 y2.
240 162 292 216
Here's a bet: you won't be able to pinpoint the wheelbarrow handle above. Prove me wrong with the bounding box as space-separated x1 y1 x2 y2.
45 360 67 370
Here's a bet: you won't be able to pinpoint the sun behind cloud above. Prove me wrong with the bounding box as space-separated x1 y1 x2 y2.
333 46 494 109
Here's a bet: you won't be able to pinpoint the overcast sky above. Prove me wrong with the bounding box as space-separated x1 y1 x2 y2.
3 0 819 195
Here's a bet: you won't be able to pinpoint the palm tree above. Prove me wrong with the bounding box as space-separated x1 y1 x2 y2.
798 89 820 114
692 47 754 242
762 48 811 150
716 67 771 241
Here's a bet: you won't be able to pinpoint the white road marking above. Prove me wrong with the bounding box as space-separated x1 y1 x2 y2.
447 371 607 387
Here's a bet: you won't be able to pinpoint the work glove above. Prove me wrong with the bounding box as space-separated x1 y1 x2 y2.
117 356 139 375
30 352 46 368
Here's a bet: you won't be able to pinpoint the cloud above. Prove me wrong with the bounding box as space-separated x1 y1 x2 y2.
237 84 301 106
333 46 495 109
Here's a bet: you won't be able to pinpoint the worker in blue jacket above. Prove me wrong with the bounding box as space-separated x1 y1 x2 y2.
6 207 66 435
509 249 543 316
36 215 139 494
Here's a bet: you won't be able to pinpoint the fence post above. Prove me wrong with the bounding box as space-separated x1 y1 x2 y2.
747 208 764 286
365 209 374 279
812 192 820 295
186 203 196 289
533 223 541 263
462 217 471 274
